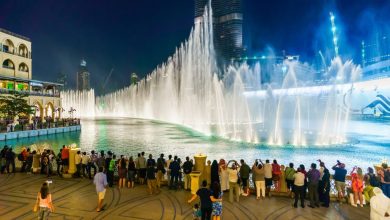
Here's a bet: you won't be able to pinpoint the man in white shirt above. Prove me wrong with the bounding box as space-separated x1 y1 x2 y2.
293 167 306 208
263 159 273 197
166 155 173 186
227 160 240 203
81 152 90 178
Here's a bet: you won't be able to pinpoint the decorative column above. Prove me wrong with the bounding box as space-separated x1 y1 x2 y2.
189 154 207 194
67 147 80 175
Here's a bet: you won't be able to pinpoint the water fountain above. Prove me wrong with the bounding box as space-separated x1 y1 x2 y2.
61 4 365 146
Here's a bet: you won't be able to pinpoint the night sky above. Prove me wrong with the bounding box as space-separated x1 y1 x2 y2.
1 0 390 94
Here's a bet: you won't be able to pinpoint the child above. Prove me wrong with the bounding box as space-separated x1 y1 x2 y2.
192 203 201 220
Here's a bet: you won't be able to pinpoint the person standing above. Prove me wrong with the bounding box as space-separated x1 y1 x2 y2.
219 159 229 192
26 148 33 174
166 155 173 186
211 160 220 188
272 160 282 192
307 163 320 208
5 147 16 173
285 163 296 197
137 152 147 185
93 167 108 212
252 161 265 199
56 149 62 177
293 167 305 208
205 160 212 187
108 154 116 187
74 151 82 178
210 182 223 220
89 150 98 178
318 161 328 203
97 151 105 170
81 152 90 178
127 156 136 188
33 182 55 220
364 167 381 203
61 145 69 174
169 156 180 189
240 159 251 196
20 147 28 172
156 154 166 189
264 159 273 197
118 155 127 189
146 161 159 195
188 180 213 220
332 161 347 203
227 160 240 203
351 167 364 207
321 168 331 207
182 156 193 190
378 163 390 198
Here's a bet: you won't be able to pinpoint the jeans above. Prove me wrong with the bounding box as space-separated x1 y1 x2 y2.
38 207 50 220
294 185 305 206
88 163 97 178
229 181 240 203
255 181 265 197
323 187 330 206
308 182 319 206
201 207 212 220
5 159 15 173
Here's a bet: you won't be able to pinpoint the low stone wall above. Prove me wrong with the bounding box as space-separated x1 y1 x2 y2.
0 125 81 141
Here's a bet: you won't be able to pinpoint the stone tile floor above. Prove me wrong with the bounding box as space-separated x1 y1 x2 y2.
0 173 369 220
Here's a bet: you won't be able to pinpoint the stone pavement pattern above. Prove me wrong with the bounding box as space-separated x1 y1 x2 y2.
0 173 369 220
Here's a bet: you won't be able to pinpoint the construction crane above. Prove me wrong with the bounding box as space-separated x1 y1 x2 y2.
101 68 114 94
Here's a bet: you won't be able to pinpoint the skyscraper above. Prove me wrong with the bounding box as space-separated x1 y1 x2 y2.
76 59 90 90
194 0 243 64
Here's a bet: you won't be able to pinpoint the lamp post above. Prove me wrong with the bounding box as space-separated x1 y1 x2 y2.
69 107 76 125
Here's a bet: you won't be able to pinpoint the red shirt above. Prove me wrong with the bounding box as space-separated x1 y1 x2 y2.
61 148 69 159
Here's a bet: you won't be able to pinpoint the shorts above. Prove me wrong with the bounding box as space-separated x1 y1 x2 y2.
265 178 273 187
335 181 346 192
62 159 69 166
98 189 106 200
286 179 294 190
128 170 135 181
241 178 248 187
139 169 146 179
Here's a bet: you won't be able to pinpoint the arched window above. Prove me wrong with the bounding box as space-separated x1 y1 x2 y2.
18 63 29 72
18 44 29 58
2 59 15 69
2 39 15 53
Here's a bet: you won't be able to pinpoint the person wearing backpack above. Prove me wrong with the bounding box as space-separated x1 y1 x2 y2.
285 163 296 197
378 163 390 198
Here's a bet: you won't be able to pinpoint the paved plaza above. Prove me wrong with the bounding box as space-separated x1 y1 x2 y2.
0 173 369 220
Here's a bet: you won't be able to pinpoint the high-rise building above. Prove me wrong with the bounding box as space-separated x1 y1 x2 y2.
361 34 390 80
76 59 90 90
195 0 243 64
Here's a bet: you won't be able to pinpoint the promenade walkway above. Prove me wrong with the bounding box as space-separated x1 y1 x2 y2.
0 173 369 220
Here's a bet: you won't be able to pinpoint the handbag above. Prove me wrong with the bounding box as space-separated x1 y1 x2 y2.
33 194 39 212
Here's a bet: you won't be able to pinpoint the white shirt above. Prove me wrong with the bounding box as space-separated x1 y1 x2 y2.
227 168 239 183
293 172 305 186
264 163 272 178
166 159 172 169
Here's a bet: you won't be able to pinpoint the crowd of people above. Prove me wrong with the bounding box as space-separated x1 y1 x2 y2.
1 144 390 220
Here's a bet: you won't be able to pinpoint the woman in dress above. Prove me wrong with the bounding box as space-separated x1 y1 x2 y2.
351 166 364 207
118 155 127 189
211 160 220 187
34 182 54 220
127 156 136 188
210 182 223 220
219 159 229 191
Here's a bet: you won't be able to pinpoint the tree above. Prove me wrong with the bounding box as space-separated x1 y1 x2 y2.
0 93 35 121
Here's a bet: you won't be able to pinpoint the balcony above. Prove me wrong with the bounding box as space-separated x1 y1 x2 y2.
0 88 60 97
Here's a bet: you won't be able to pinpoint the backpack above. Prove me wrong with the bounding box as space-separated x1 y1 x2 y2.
17 153 23 161
384 170 390 182
368 173 380 187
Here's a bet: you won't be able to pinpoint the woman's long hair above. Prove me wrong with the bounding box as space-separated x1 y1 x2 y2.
212 182 221 199
40 182 49 199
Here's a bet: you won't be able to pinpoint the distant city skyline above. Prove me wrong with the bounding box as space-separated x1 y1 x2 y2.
1 0 390 94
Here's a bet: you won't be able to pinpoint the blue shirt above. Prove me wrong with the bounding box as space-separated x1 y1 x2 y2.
332 167 347 182
94 172 108 192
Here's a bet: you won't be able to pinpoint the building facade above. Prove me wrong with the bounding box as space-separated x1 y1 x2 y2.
76 59 90 90
195 0 243 64
361 34 390 80
0 28 62 121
